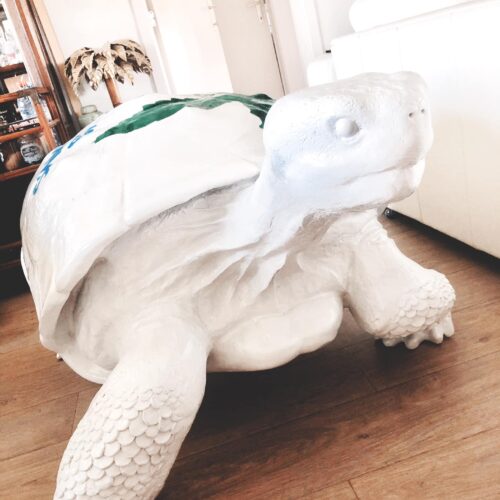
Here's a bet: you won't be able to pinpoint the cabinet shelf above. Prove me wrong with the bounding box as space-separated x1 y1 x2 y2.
0 239 22 272
0 1 72 278
0 239 21 251
0 258 21 272
0 62 26 78
0 163 39 181
1 88 65 272
0 86 49 104
0 62 25 73
0 119 59 143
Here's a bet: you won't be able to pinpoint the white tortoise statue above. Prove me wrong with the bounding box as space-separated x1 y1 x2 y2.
21 71 455 499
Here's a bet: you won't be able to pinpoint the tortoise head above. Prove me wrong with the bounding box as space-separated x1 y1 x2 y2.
262 72 433 212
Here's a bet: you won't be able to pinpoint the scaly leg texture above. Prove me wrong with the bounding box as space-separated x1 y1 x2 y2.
378 272 455 349
54 336 206 499
344 212 455 349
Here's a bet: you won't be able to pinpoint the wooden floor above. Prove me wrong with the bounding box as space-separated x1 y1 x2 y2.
0 215 499 500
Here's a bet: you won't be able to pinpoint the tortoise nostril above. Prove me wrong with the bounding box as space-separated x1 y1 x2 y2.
409 108 425 118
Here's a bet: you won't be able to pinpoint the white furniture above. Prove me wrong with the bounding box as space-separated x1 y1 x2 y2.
349 0 473 32
331 0 500 258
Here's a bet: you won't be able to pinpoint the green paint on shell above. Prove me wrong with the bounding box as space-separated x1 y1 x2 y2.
95 93 275 143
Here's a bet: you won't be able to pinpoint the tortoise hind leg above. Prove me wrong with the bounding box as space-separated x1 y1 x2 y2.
54 330 207 499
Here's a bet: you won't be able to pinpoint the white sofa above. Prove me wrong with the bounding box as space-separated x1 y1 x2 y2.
330 0 500 258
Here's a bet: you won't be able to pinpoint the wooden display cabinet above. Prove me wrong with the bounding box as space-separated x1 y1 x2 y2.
0 1 74 276
0 86 66 270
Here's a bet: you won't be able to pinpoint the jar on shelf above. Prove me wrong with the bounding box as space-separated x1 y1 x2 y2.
78 105 102 128
2 142 22 171
4 151 22 171
18 134 45 165
16 95 36 120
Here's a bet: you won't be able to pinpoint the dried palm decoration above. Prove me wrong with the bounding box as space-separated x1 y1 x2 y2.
64 40 152 108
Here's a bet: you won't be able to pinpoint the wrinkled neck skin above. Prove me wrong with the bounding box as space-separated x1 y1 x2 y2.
226 157 395 253
236 161 318 244
225 166 325 254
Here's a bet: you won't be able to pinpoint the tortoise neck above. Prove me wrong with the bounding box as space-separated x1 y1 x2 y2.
228 160 337 251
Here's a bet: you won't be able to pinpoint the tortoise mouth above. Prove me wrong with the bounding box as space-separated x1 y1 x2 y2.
383 159 425 181
383 161 421 176
380 149 426 175
340 158 423 187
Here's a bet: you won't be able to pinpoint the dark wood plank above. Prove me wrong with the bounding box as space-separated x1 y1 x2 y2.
307 482 358 500
0 394 77 461
351 427 500 499
448 264 500 313
0 343 56 381
0 360 95 417
344 299 500 391
182 343 374 458
162 351 500 499
72 386 99 431
0 293 37 355
0 441 64 500
0 215 498 499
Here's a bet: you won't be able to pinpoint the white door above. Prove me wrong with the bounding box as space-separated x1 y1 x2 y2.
150 0 233 95
213 0 285 98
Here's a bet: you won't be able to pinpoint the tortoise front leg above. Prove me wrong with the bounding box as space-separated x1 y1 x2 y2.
344 215 455 349
54 324 207 499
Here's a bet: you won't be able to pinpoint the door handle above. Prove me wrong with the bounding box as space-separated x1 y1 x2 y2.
254 0 264 22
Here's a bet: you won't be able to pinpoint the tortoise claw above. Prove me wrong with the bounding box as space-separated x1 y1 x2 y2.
382 313 455 349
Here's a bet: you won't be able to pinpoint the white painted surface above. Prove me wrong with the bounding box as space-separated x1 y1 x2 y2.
129 0 172 95
43 0 155 112
288 0 325 79
315 0 355 46
284 0 355 88
306 54 334 86
331 0 500 257
22 73 457 498
213 0 284 98
397 14 472 245
267 0 308 92
150 0 232 95
452 2 500 257
349 0 473 32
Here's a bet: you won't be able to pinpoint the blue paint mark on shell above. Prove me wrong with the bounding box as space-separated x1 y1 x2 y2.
33 124 97 194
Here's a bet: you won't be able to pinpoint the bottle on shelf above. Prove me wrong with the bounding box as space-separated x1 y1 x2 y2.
16 93 36 120
18 134 45 165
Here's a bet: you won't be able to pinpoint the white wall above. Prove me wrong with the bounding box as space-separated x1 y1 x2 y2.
43 0 356 107
315 0 355 48
280 0 355 89
43 0 155 112
268 0 307 92
213 0 283 98
150 0 232 95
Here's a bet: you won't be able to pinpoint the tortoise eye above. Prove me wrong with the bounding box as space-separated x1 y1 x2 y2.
334 118 360 138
